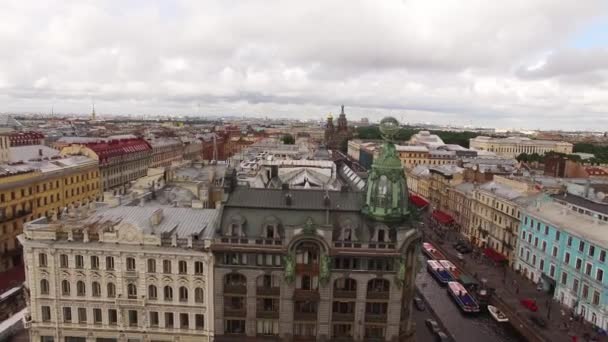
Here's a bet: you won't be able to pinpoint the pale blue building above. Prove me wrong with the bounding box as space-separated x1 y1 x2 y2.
516 194 608 329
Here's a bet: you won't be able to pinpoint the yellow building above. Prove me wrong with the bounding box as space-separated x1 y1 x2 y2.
396 145 430 170
469 136 573 158
0 155 101 271
469 176 539 266
406 165 431 200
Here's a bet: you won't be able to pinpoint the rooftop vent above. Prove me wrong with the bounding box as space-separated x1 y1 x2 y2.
150 208 164 226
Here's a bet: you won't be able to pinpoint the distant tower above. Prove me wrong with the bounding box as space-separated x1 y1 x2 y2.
91 102 96 121
337 105 348 131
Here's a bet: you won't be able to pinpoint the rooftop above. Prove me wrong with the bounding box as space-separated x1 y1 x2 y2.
526 200 608 247
8 145 59 163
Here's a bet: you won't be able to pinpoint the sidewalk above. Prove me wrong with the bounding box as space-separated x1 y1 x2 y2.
420 222 606 342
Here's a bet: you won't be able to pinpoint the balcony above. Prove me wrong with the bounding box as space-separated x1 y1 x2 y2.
224 284 247 295
365 313 387 323
332 312 355 322
257 286 280 297
333 290 356 299
256 310 280 319
293 312 318 321
224 308 247 318
333 241 395 250
293 289 320 301
296 264 319 273
366 291 389 300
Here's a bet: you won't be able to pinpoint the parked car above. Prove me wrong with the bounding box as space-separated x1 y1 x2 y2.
520 298 538 312
425 319 440 333
414 297 426 311
456 245 473 254
435 331 450 341
529 314 547 328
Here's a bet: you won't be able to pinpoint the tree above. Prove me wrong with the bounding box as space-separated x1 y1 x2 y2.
281 134 295 145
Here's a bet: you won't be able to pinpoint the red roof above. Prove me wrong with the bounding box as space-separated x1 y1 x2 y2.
432 210 454 225
484 248 508 263
0 265 24 293
82 138 151 162
409 194 429 208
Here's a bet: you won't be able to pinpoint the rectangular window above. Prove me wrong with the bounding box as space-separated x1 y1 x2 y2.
163 260 172 273
225 320 246 334
150 312 159 327
567 236 572 247
579 241 585 253
539 259 545 271
195 314 204 330
552 246 558 258
78 308 87 323
597 269 604 282
60 254 69 268
593 291 600 305
180 313 189 329
542 241 547 252
42 306 51 322
93 308 102 324
108 309 117 325
39 253 47 267
589 245 596 258
550 264 556 278
128 310 138 327
126 257 136 271
91 256 99 269
75 255 84 269
573 278 579 293
63 307 72 323
165 312 174 328
582 284 589 299
575 258 582 271
601 250 606 263
106 256 114 270
544 226 549 235
565 252 571 264
585 263 593 276
561 272 568 285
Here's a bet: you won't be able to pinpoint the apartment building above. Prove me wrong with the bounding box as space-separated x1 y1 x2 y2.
19 204 218 342
517 196 608 330
149 138 184 168
0 155 101 272
61 138 152 192
470 136 573 158
470 177 539 265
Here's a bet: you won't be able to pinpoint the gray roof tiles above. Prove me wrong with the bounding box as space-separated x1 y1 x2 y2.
225 187 363 211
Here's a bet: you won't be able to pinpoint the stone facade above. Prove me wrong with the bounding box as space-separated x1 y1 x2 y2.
19 205 216 342
149 138 184 168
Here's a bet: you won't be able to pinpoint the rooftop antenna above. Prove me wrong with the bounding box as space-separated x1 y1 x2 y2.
91 99 96 121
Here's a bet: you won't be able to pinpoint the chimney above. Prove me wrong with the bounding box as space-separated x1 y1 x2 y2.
149 208 164 226
584 179 591 198
38 148 43 156
323 193 331 207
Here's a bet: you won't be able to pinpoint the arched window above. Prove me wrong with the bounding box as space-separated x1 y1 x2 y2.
148 285 157 300
164 286 173 301
194 261 204 275
127 284 137 298
40 279 49 295
61 280 71 295
92 281 101 297
179 286 188 302
195 287 204 303
77 281 86 296
107 282 116 298
147 259 156 273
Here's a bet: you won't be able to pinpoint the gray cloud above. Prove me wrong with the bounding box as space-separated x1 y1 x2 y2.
0 0 608 130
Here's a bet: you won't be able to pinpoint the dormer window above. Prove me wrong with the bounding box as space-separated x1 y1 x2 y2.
343 229 352 242
230 223 241 237
378 229 386 243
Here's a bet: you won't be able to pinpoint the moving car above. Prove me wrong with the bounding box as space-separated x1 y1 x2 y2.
520 298 538 312
414 297 426 311
529 314 547 328
435 331 450 341
425 319 440 334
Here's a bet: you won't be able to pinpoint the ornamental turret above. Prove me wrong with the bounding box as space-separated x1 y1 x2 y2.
362 116 409 223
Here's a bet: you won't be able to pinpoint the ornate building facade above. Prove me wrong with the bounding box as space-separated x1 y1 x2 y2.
324 105 353 152
19 205 217 342
212 117 420 341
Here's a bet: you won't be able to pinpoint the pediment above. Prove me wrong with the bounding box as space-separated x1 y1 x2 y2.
116 222 145 245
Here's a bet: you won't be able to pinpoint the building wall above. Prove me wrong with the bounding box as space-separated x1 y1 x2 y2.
470 137 573 158
0 164 101 272
151 141 184 168
21 238 214 342
516 211 608 330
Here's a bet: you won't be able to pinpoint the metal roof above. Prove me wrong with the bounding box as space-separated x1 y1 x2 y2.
225 187 363 211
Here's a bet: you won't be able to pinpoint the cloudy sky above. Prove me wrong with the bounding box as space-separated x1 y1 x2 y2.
1 0 608 129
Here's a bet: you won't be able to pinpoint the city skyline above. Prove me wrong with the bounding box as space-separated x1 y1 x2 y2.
1 1 608 130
